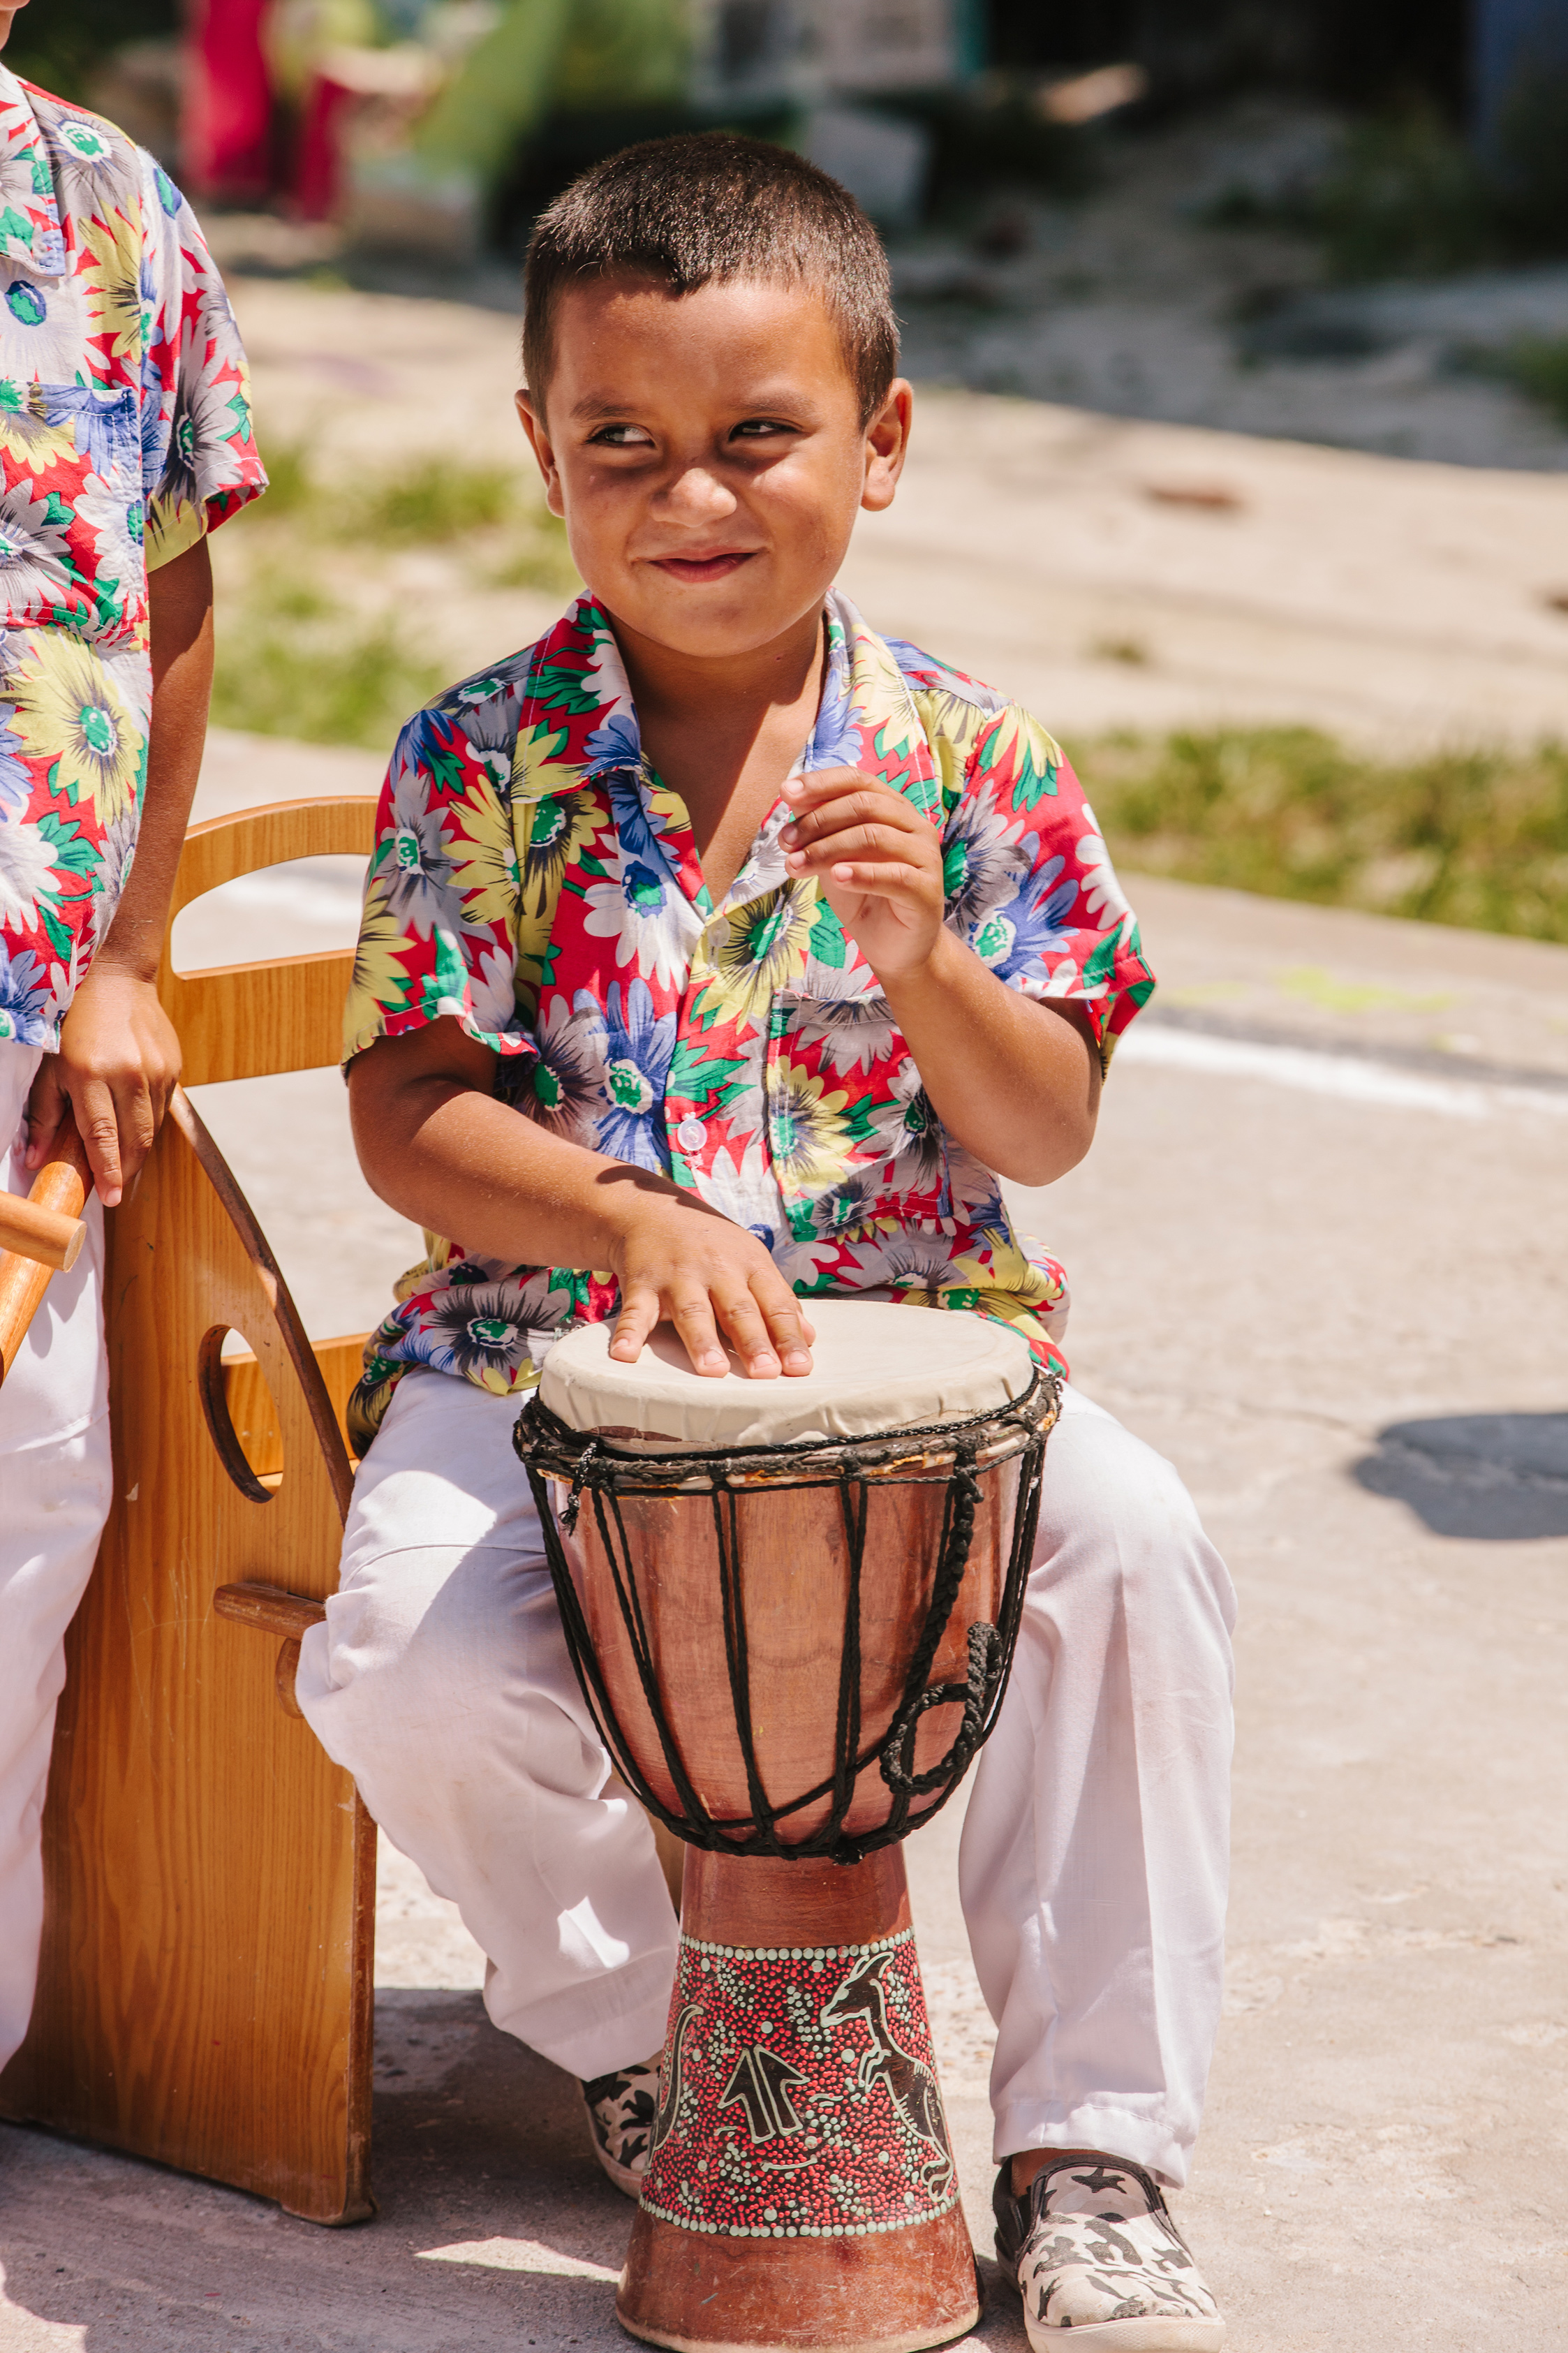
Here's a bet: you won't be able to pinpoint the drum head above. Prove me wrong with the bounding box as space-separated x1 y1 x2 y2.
539 1298 1035 1452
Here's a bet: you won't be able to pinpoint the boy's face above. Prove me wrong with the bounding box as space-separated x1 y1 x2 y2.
517 276 910 663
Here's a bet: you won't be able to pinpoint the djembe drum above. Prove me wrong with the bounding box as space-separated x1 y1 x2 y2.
514 1301 1058 2353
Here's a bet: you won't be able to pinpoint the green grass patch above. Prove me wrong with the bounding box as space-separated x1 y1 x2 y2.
213 443 579 745
346 459 516 544
1492 336 1568 427
238 442 578 584
1312 108 1498 283
1204 98 1568 286
212 572 447 751
248 438 314 519
1088 726 1568 945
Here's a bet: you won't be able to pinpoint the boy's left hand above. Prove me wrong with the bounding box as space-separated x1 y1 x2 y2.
781 767 944 985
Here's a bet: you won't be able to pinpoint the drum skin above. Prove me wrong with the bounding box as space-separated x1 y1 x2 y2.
556 1440 1024 1844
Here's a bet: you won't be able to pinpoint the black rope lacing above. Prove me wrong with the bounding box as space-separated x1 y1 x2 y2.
513 1369 1058 1866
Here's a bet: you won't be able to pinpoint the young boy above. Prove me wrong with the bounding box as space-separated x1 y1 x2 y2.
0 13 263 2077
299 135 1235 2350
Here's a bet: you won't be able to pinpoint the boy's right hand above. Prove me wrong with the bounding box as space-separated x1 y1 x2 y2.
603 1183 814 1380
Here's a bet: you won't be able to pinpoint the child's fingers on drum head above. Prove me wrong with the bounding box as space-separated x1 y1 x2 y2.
609 1275 813 1379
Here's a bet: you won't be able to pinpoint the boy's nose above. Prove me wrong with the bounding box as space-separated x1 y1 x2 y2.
659 466 737 522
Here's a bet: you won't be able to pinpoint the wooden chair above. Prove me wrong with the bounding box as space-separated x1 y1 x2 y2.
0 795 383 2225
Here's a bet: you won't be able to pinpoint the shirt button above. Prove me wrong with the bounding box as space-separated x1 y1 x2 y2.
675 1115 707 1153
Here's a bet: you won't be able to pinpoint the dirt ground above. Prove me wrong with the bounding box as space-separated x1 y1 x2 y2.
890 98 1568 473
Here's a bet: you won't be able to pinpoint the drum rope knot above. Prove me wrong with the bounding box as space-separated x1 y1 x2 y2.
559 1436 601 1534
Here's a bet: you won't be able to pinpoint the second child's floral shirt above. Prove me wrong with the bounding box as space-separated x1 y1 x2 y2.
0 69 265 1050
343 589 1156 1446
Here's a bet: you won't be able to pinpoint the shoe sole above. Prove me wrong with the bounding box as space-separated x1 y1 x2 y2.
1027 2322 1223 2352
586 2146 640 2192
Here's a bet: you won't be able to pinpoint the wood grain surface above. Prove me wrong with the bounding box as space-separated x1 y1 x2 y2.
563 1451 1024 1845
0 799 384 2225
0 1088 376 2224
158 796 377 1086
223 1334 372 1478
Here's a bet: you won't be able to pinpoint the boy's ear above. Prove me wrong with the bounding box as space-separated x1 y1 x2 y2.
516 389 564 517
861 380 912 515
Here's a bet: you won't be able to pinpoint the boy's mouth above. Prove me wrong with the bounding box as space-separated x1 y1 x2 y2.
649 552 757 584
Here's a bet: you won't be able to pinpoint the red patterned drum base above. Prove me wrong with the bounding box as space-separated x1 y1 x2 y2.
642 1928 959 2241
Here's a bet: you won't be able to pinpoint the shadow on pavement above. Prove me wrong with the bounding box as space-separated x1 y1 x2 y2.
1353 1413 1568 1540
1 1989 1025 2349
0 1991 638 2351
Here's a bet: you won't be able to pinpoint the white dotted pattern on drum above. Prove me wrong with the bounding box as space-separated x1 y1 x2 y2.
539 1298 1035 1452
681 1933 909 1962
640 1924 961 2241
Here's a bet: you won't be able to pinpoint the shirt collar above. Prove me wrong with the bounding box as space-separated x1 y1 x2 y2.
514 588 940 818
0 67 67 276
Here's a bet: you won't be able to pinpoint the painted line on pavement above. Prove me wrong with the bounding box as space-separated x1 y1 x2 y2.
1118 1021 1568 1120
193 869 1568 1124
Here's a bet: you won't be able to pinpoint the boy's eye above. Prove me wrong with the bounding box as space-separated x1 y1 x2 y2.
730 418 796 441
588 422 656 448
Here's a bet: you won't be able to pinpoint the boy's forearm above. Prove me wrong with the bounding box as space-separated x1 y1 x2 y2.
350 1024 815 1378
24 540 216 1195
350 1040 681 1269
879 929 1101 1188
99 538 215 979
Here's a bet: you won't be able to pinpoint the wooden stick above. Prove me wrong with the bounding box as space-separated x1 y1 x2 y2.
212 1581 328 1639
0 1114 93 1385
213 1584 329 1720
0 1184 86 1272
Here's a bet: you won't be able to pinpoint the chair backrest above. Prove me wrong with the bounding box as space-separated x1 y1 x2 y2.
1 792 384 2222
157 797 379 1086
160 792 383 1468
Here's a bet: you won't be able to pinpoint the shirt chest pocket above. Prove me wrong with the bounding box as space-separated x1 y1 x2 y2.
763 994 952 1242
0 382 141 638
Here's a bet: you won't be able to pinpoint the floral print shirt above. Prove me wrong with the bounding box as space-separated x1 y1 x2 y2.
0 69 264 1051
343 589 1155 1446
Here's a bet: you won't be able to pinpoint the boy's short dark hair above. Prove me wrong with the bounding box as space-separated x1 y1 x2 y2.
522 133 899 425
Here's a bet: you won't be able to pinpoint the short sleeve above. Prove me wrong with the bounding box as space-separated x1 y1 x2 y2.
342 698 535 1069
943 704 1155 1067
136 154 266 570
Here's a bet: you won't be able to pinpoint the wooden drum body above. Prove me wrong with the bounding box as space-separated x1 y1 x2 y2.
515 1305 1058 2353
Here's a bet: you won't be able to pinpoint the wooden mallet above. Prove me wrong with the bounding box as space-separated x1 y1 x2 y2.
0 1114 94 1382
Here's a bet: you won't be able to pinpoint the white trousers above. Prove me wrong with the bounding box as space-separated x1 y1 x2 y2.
299 1362 1236 2187
0 1042 114 2073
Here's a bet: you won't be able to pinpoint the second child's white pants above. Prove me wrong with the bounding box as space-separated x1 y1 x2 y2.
0 1043 113 2073
298 1362 1236 2188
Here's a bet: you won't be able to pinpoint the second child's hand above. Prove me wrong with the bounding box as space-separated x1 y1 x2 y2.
779 766 944 981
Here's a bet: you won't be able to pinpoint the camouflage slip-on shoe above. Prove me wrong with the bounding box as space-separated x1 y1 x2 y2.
993 2153 1225 2351
582 2056 662 2197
